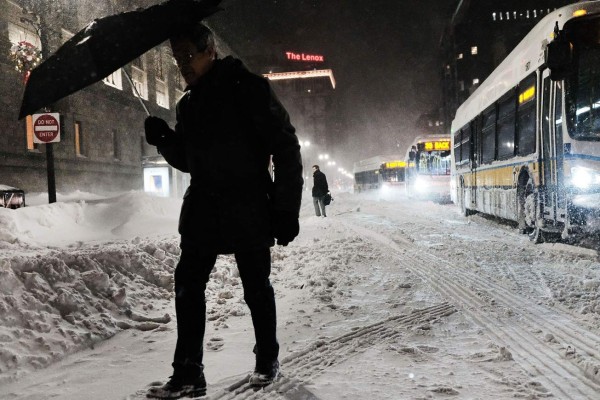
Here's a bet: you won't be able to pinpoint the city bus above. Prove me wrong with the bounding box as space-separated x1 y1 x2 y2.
404 136 452 202
451 1 600 242
353 155 406 194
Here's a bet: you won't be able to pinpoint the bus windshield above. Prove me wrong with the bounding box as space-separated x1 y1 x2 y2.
566 16 600 140
415 150 451 175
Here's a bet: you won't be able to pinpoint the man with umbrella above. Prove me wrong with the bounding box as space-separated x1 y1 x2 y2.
144 23 303 399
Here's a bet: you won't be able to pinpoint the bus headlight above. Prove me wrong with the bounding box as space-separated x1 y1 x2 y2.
571 166 600 188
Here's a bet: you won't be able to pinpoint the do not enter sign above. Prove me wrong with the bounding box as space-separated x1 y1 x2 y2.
32 113 61 144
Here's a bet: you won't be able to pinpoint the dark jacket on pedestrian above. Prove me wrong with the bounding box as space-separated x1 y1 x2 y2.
158 56 303 253
312 169 329 197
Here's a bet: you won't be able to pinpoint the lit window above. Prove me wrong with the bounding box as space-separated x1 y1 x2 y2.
103 69 123 89
534 10 537 18
156 79 169 109
130 55 148 99
473 78 480 85
471 46 478 55
74 121 85 156
25 115 38 151
155 48 169 108
527 10 530 18
459 80 465 91
506 12 510 20
8 22 41 49
457 53 463 60
514 11 517 19
492 12 496 21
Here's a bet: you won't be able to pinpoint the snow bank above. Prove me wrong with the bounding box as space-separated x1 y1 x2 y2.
0 192 181 249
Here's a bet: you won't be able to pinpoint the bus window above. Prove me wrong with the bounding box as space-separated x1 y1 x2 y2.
556 82 563 138
517 73 537 156
481 106 496 164
497 92 516 159
565 18 600 140
453 130 461 164
461 125 471 164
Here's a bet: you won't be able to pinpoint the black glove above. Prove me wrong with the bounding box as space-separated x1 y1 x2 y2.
144 116 174 147
272 210 299 246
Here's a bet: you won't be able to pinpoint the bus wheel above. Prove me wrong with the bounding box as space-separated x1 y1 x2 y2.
528 225 544 243
518 175 534 234
460 179 474 216
523 181 544 243
461 188 474 216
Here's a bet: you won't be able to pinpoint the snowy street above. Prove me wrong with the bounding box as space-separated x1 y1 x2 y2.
1 191 600 399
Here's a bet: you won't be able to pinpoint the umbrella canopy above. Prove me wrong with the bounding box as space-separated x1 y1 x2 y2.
18 0 222 120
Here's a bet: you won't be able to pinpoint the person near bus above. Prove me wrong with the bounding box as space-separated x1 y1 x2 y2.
143 22 303 399
312 165 329 217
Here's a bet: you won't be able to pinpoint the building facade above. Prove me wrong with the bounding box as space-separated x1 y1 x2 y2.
260 51 337 186
0 0 236 199
244 49 337 162
439 0 575 129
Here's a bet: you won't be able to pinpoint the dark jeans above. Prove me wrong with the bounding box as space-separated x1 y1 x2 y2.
172 246 279 378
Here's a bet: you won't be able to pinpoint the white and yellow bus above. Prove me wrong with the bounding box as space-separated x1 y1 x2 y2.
353 155 406 194
451 1 600 242
405 136 452 202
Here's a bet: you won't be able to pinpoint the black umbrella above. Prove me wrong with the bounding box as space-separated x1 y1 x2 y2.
18 0 222 120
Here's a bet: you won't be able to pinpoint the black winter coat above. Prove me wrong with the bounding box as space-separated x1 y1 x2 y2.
312 170 329 197
158 57 303 253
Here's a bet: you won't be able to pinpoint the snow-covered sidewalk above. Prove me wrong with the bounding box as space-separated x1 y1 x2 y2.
1 191 600 399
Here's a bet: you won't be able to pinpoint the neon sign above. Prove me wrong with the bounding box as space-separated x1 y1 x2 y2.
285 51 325 62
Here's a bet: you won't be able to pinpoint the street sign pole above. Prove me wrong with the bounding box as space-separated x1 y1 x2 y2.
46 143 56 203
32 112 60 204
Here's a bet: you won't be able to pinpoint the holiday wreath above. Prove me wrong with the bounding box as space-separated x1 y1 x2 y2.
9 40 41 83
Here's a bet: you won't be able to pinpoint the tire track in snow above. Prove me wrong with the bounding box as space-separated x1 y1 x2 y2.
342 218 600 400
125 303 454 400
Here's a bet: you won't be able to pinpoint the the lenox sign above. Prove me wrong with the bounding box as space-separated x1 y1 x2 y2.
285 51 324 62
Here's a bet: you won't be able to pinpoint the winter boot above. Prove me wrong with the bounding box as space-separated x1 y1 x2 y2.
146 373 207 399
249 360 280 388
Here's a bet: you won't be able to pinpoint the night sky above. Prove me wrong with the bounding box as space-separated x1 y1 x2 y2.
208 0 457 167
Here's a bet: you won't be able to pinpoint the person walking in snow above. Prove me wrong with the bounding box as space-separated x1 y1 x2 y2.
143 22 303 399
311 165 329 217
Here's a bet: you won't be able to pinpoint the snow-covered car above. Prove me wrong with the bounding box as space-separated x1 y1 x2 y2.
0 184 26 209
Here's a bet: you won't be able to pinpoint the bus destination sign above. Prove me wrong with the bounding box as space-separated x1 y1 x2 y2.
384 161 406 169
423 140 450 151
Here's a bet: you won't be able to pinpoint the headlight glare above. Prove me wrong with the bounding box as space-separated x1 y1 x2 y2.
571 166 600 188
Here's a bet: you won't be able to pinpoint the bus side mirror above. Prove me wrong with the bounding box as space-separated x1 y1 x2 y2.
546 38 572 81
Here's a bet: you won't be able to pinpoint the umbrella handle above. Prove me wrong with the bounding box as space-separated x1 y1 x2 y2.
123 69 151 116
